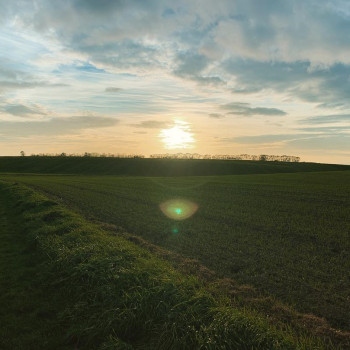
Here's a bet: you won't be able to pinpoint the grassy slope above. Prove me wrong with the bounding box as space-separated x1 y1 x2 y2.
0 156 349 176
0 187 71 349
6 171 350 334
0 180 321 350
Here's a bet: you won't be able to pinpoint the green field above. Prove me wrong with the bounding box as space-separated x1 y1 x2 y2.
1 158 349 348
1 180 323 350
0 156 349 176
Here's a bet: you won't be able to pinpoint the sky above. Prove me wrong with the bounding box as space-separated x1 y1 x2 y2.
0 0 349 164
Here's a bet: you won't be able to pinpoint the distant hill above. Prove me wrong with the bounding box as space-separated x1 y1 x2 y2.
0 156 349 176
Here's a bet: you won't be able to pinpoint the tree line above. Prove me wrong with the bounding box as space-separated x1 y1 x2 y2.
149 153 301 162
20 152 145 158
20 151 300 162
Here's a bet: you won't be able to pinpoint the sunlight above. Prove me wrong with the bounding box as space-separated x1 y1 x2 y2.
159 120 195 149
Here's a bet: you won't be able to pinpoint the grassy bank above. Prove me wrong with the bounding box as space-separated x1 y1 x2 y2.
0 180 325 349
0 190 71 349
0 156 349 176
6 171 350 334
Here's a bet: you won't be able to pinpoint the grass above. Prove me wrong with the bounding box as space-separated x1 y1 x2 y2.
3 170 349 338
0 186 72 349
0 156 349 176
0 180 325 349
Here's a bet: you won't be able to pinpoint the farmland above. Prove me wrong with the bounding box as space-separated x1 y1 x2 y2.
0 157 349 349
0 156 349 176
3 170 349 332
0 180 317 349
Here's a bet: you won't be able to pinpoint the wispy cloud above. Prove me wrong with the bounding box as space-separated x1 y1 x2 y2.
221 102 287 116
223 59 350 108
208 113 225 119
0 116 119 138
299 114 350 125
129 120 169 129
298 126 350 132
105 87 123 93
174 51 224 86
226 134 314 144
0 64 68 92
225 133 350 153
3 104 46 117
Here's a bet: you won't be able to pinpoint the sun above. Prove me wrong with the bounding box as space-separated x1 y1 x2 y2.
159 120 195 149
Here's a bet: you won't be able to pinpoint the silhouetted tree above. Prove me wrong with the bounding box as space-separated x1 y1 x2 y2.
150 153 301 162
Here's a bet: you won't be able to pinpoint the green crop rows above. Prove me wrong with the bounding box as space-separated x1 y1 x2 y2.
2 180 323 350
5 170 349 336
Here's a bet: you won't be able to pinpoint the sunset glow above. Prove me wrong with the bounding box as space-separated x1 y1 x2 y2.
0 1 349 163
159 121 195 149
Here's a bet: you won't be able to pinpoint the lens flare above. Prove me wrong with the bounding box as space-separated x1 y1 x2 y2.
159 199 198 220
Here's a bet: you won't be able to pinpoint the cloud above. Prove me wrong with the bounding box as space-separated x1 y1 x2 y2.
105 87 122 93
225 132 350 152
38 0 350 64
175 52 209 77
223 59 350 107
0 116 118 138
7 1 350 65
0 81 42 91
286 135 350 151
299 114 350 125
24 0 166 45
5 0 350 100
3 104 46 117
129 120 169 129
0 64 68 92
174 51 224 86
79 40 161 73
221 102 287 116
227 134 314 144
208 113 225 119
209 1 350 64
298 126 350 132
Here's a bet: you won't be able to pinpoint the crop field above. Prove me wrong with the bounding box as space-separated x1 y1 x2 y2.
0 156 349 176
1 180 323 349
3 170 349 337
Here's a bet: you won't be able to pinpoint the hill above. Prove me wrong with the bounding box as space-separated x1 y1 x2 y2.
0 156 349 176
